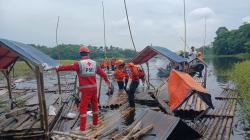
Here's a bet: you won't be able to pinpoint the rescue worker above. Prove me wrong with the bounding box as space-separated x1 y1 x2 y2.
197 51 203 61
106 58 110 71
196 52 203 77
111 57 117 71
188 46 197 65
123 65 129 90
126 62 140 108
137 65 145 86
114 60 125 91
55 45 111 131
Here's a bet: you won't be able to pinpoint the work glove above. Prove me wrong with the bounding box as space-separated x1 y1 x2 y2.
44 66 58 71
106 80 111 89
106 83 114 96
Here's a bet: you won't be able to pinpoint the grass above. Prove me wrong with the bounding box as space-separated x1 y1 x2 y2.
230 60 250 119
0 60 75 79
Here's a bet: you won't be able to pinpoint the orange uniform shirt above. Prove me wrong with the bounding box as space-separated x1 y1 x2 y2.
114 68 125 81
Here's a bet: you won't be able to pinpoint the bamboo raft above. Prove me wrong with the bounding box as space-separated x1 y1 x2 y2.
0 74 77 139
190 87 239 140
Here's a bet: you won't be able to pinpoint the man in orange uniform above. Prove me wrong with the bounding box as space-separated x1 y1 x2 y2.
123 66 129 90
55 45 110 131
126 62 140 108
137 65 145 85
111 57 117 71
114 60 125 91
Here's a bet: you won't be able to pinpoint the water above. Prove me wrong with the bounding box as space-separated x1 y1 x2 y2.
204 57 250 140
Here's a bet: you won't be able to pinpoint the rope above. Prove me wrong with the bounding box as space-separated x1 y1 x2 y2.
102 1 107 59
56 16 61 64
183 0 187 58
123 0 137 52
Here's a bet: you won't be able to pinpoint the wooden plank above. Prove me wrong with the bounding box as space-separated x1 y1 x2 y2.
131 124 154 140
0 88 8 96
6 115 31 131
122 121 142 140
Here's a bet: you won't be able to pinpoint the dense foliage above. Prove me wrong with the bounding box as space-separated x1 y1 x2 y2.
31 44 136 60
213 23 250 55
230 60 250 119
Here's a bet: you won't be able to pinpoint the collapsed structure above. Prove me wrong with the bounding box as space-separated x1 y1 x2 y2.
0 40 238 140
0 38 59 139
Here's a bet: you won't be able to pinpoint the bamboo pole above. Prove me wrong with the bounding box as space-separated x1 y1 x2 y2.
35 66 49 139
3 71 14 109
53 131 95 140
210 117 223 140
56 71 62 105
122 121 142 140
146 62 150 90
216 117 228 140
98 77 103 103
223 118 233 140
131 124 153 140
96 127 118 139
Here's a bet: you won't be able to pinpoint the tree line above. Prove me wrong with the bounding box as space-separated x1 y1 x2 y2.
213 23 250 55
31 44 136 60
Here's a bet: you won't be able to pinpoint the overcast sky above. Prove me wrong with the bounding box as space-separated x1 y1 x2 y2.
1 0 250 51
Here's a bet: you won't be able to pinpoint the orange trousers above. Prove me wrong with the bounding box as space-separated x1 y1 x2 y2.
79 89 98 131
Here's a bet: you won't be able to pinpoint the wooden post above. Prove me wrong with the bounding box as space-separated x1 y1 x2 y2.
2 71 13 109
204 65 207 88
35 66 49 139
98 77 103 103
146 62 150 90
56 71 62 105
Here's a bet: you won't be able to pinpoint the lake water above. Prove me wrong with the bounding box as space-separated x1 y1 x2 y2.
204 57 250 140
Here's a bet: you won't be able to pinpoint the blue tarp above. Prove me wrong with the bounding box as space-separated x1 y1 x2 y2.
131 46 185 64
0 38 58 69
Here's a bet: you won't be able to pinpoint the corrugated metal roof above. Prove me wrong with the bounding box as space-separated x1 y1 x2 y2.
130 46 185 64
0 38 58 69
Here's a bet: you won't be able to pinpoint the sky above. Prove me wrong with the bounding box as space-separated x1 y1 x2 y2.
1 0 250 51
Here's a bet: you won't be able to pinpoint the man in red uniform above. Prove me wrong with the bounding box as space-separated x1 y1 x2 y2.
55 45 110 131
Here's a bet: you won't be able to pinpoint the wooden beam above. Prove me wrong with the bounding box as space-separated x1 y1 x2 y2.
204 66 207 88
7 57 19 75
98 77 102 103
24 60 35 72
56 71 62 105
146 62 150 90
3 71 14 109
35 66 49 139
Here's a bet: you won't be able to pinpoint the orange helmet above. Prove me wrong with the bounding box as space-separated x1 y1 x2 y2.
127 62 135 67
197 52 202 56
115 60 124 66
79 45 90 53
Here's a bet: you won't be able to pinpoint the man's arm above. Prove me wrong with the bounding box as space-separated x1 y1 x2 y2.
96 66 109 82
56 61 79 71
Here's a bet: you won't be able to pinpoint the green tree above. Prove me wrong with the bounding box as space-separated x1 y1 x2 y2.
213 23 250 55
31 44 136 60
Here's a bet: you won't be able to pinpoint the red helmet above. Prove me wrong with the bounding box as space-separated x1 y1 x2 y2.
79 45 90 53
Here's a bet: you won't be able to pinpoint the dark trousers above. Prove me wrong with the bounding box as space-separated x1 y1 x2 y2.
117 81 124 90
111 65 115 71
124 78 128 89
127 80 139 107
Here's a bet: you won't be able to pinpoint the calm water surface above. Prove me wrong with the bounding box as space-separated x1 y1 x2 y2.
204 57 250 140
